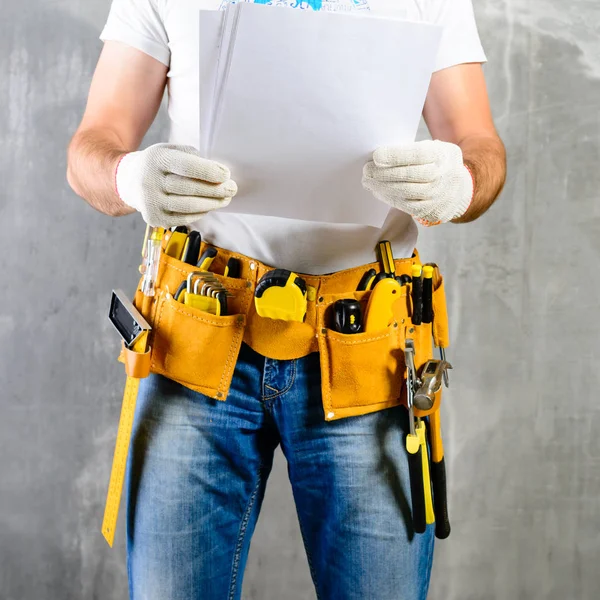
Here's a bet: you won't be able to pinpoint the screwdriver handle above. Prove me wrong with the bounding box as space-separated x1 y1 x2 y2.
406 434 427 534
411 265 423 325
422 265 434 324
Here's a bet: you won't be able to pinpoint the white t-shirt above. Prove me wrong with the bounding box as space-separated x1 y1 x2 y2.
101 0 486 274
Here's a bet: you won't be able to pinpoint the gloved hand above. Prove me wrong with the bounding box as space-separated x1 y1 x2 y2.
362 140 474 226
115 143 238 227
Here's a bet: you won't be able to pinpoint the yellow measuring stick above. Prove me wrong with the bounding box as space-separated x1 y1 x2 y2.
102 332 148 547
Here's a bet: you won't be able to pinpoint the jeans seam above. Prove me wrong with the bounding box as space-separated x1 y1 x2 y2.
262 359 297 401
228 473 263 600
294 502 323 600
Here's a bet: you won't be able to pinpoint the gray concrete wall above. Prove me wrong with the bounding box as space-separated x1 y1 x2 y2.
1 1 598 598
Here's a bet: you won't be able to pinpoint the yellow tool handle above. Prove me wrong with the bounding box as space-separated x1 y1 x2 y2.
101 333 147 548
164 231 189 259
183 292 221 315
429 408 444 464
377 240 396 276
416 420 435 525
363 277 403 331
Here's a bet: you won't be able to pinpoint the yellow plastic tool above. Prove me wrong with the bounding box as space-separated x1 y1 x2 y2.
363 277 403 331
377 240 396 277
101 331 149 548
416 419 435 525
164 231 189 259
196 247 218 271
183 292 221 315
254 269 307 322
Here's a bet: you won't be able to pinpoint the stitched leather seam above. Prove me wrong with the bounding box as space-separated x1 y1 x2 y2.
217 285 252 397
315 257 415 284
218 319 244 397
326 331 392 346
150 296 167 371
167 302 242 327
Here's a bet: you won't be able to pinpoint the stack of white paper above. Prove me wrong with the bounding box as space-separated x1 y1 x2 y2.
199 4 442 227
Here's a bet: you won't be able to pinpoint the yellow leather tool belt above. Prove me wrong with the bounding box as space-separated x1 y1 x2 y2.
120 242 450 421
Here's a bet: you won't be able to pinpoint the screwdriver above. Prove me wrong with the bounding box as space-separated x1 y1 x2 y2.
141 227 165 297
224 257 241 278
377 240 396 277
422 265 434 324
139 224 151 274
164 230 189 259
197 247 218 271
181 231 201 265
411 264 423 325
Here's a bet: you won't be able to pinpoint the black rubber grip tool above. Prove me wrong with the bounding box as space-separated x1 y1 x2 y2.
411 264 423 326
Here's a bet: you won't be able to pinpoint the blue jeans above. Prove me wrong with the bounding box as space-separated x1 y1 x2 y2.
126 343 435 599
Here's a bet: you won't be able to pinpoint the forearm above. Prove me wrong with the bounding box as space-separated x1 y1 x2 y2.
67 128 133 217
455 134 506 223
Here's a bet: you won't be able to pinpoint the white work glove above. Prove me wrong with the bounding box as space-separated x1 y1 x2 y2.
362 140 474 226
115 143 238 228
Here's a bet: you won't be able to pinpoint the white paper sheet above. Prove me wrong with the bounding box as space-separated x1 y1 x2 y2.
199 10 225 156
201 4 442 227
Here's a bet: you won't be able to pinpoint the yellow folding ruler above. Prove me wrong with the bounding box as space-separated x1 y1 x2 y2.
103 290 151 547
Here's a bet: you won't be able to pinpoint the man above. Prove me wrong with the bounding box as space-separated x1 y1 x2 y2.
67 0 505 598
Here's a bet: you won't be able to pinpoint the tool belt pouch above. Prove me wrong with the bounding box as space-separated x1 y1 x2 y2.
119 255 252 401
316 272 450 421
118 250 450 420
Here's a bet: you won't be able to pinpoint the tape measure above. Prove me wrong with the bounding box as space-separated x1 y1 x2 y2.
101 367 142 547
103 290 151 548
254 269 308 322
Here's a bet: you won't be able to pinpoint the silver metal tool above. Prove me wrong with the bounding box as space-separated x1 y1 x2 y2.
187 271 218 294
404 340 418 437
108 290 151 348
439 347 450 387
414 359 453 411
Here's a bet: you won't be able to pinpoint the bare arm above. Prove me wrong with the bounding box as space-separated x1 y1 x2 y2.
423 63 506 223
67 42 168 217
